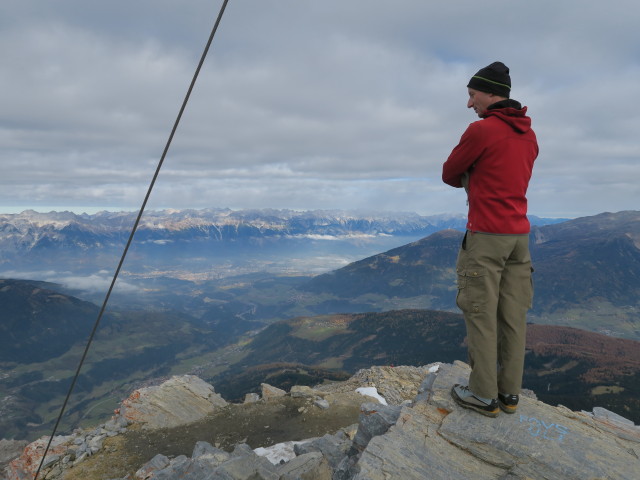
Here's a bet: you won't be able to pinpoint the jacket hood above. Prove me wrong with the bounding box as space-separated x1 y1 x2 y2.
483 99 531 133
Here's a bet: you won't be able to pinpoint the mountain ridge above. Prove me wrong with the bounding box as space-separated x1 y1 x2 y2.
208 309 640 424
4 363 639 480
3 281 639 442
0 279 98 363
299 211 640 337
0 208 566 275
3 210 640 444
0 208 474 280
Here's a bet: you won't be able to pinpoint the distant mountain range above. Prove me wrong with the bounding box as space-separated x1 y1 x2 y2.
2 210 637 338
0 208 569 247
0 208 463 252
0 208 564 277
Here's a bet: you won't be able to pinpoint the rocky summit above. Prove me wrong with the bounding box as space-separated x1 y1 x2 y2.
117 375 228 429
4 362 639 480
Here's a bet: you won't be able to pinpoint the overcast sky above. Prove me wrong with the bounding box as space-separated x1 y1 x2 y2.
1 0 638 219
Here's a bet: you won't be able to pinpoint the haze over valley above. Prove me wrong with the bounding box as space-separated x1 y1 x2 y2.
1 208 639 442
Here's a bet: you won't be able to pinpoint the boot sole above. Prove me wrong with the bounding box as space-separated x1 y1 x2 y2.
451 387 499 418
499 402 518 414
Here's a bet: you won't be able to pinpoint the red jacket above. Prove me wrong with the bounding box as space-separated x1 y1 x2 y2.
442 105 538 234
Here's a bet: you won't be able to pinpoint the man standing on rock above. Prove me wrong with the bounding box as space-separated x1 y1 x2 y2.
442 61 538 417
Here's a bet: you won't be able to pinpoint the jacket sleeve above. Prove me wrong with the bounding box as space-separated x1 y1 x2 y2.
442 122 483 188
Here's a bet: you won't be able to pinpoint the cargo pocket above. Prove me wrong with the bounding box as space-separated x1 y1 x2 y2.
528 266 535 309
456 263 488 314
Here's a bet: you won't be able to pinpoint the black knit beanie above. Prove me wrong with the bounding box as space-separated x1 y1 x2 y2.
467 61 511 98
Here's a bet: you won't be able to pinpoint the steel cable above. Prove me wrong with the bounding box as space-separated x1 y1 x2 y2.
33 1 231 478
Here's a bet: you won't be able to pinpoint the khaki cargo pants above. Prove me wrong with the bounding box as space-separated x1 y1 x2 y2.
455 231 533 399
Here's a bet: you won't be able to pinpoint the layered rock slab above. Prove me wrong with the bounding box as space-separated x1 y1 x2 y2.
6 363 640 480
118 375 227 429
354 361 640 479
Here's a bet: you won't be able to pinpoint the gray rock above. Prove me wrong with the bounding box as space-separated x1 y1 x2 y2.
243 393 260 404
68 442 87 457
119 375 228 429
191 441 231 469
195 453 232 472
314 364 436 405
104 420 118 432
260 383 286 400
150 455 191 480
293 432 352 470
156 453 231 480
314 398 330 410
290 386 315 398
74 452 89 465
276 452 332 480
134 454 170 479
24 363 638 480
414 367 439 403
104 415 129 432
354 361 640 480
230 443 255 458
352 402 402 452
192 441 219 458
5 434 77 479
591 406 637 428
44 462 64 479
41 454 60 469
210 444 279 480
254 440 310 465
88 434 106 453
333 454 359 480
0 439 28 470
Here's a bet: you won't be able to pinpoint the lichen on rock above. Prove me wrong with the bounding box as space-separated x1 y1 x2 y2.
118 374 227 429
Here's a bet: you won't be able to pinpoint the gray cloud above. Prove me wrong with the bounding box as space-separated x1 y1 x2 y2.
0 269 139 294
1 0 638 217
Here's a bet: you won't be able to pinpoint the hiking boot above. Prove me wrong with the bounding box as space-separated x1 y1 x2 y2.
498 393 519 414
451 384 499 418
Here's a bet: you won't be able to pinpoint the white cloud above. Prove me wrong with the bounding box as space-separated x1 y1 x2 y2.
1 0 638 218
0 269 138 294
50 273 139 294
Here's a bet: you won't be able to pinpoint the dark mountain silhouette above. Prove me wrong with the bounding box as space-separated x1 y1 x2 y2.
0 279 260 440
300 211 640 337
301 229 460 310
0 279 98 363
209 309 640 423
530 211 640 311
524 324 640 418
